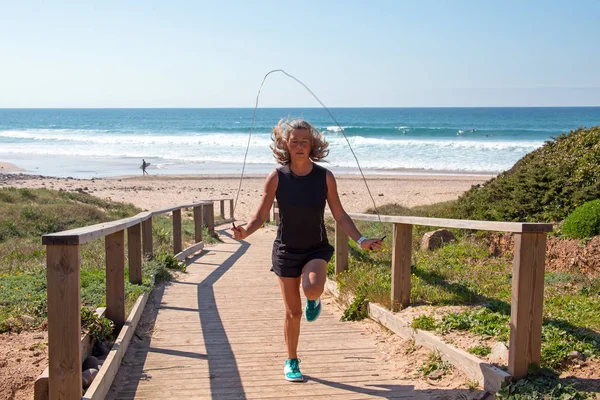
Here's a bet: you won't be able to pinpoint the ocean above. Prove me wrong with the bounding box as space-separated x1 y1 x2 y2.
1 107 599 178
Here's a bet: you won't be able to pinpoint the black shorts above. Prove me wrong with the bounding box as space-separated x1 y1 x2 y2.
271 243 334 278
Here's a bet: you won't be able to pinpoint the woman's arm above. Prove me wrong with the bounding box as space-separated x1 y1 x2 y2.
231 170 278 240
326 170 382 251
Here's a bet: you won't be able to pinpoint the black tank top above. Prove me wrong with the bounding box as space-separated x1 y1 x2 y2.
274 163 329 251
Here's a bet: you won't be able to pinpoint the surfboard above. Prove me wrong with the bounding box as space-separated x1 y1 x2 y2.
140 162 151 169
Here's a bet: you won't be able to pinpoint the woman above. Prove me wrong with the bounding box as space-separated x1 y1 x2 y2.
231 119 383 382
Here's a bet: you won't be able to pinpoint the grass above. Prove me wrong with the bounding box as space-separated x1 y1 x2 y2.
0 187 221 333
418 350 453 378
327 201 600 396
468 345 492 357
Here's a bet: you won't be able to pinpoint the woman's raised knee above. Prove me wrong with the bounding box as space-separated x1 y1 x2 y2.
303 283 324 300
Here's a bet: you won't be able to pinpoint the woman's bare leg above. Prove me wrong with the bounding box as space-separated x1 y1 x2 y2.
302 259 328 300
278 276 302 359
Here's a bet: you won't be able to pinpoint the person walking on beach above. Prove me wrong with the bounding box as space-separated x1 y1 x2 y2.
231 119 383 382
141 159 149 175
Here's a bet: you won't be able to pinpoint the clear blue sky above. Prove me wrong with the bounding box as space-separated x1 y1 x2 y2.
1 0 599 107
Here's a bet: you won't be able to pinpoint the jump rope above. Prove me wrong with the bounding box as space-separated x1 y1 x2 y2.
231 69 386 244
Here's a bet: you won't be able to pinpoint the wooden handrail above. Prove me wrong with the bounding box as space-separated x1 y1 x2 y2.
332 211 552 233
41 198 233 400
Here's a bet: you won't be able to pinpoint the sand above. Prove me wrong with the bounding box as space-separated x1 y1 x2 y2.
0 171 493 221
0 162 23 173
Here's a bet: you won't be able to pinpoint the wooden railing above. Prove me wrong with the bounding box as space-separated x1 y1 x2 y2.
326 211 552 380
41 199 233 400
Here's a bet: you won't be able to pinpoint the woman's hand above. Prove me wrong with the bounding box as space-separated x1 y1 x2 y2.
360 238 383 251
231 225 248 240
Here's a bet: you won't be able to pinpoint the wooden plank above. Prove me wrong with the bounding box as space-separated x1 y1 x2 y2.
508 232 547 379
334 221 348 276
83 292 150 400
325 211 552 233
203 202 215 236
151 201 212 216
172 209 182 255
46 245 81 400
106 230 125 332
127 223 142 284
368 303 512 393
220 200 225 218
391 223 412 308
229 199 234 219
142 217 153 259
193 206 203 243
174 242 204 261
42 212 151 245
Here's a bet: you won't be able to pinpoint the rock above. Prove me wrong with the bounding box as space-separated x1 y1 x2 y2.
488 342 509 364
428 369 445 380
92 341 110 356
420 229 456 251
568 350 585 361
82 368 99 389
82 356 99 371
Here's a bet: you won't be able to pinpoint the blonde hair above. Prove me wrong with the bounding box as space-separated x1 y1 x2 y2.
270 118 329 165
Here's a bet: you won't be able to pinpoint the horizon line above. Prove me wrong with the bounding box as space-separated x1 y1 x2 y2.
2 105 600 110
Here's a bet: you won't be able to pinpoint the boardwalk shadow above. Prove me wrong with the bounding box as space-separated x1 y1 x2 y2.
195 230 250 398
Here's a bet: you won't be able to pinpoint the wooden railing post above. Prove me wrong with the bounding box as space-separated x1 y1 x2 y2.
142 217 153 259
46 244 81 400
106 230 125 333
127 223 142 284
392 223 413 309
508 232 547 379
193 205 203 243
173 209 182 254
220 200 225 219
229 199 234 220
203 202 215 236
335 221 348 276
273 201 280 226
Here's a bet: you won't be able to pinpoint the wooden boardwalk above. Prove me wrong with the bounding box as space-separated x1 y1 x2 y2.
107 227 462 400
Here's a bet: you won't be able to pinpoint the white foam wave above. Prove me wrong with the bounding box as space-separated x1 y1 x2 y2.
327 136 543 151
325 126 360 132
0 129 272 148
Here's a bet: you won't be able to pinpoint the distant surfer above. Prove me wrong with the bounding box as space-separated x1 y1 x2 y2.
141 159 149 175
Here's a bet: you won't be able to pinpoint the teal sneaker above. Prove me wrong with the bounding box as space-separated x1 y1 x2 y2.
305 298 321 322
284 358 303 382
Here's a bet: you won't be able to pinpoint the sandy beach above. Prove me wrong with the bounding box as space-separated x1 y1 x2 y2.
0 170 493 221
0 162 23 173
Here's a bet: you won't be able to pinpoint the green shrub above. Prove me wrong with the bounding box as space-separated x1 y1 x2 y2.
452 126 600 222
562 199 600 239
